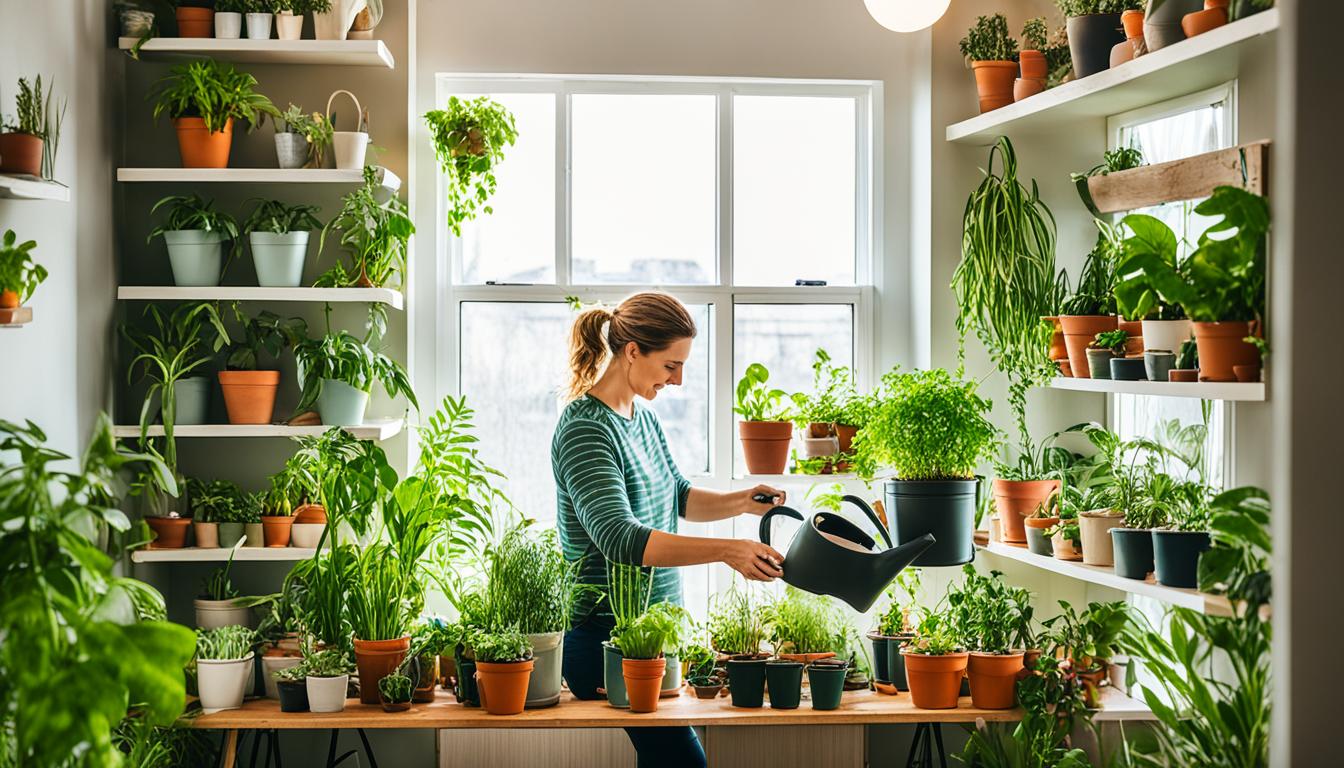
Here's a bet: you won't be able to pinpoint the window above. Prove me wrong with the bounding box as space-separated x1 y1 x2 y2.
439 75 879 530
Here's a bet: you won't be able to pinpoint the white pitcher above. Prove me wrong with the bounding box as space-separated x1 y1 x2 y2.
313 0 367 41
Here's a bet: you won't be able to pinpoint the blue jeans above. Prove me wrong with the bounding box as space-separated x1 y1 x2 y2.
564 619 707 768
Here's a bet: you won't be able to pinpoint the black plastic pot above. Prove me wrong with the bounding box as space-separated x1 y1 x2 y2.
1153 530 1211 588
885 478 978 566
726 658 767 708
765 661 803 709
885 633 916 691
1111 527 1155 580
867 632 891 684
277 679 309 712
807 664 847 711
453 652 479 707
1067 13 1125 79
1110 357 1147 381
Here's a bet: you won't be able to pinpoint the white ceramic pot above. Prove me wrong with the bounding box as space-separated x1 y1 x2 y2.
214 12 243 39
313 0 367 40
307 674 349 712
800 436 839 459
198 653 254 714
243 522 265 548
245 12 272 39
194 598 251 630
275 11 304 40
525 632 564 708
290 522 326 549
164 230 225 287
332 131 369 170
663 653 681 692
250 231 309 287
261 655 303 700
1141 319 1194 355
1079 509 1126 567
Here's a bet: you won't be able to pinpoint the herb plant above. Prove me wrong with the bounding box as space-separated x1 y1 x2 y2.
707 581 767 655
304 648 354 678
734 363 790 422
959 14 1019 62
190 477 246 524
317 166 414 289
378 673 413 703
277 104 333 168
486 524 585 635
149 59 278 133
242 199 323 234
424 96 519 236
946 565 1025 655
222 306 307 371
1091 329 1128 353
876 568 922 636
470 628 532 663
614 602 689 660
904 612 963 656
0 229 46 305
195 625 256 661
294 329 417 413
764 587 840 655
1042 601 1128 671
1021 17 1049 51
789 348 855 428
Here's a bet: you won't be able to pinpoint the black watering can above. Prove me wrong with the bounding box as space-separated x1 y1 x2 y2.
759 495 935 613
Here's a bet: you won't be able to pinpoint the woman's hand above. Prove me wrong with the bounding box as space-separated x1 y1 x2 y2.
721 539 785 582
740 484 786 516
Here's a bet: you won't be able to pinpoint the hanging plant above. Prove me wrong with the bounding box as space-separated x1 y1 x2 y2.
423 97 519 236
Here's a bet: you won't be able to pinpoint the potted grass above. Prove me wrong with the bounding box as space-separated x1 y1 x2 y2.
471 628 534 716
294 330 417 426
242 199 322 287
195 625 257 713
214 0 244 37
950 566 1025 710
316 166 414 289
613 602 687 713
733 363 793 475
855 368 999 567
602 562 653 708
959 14 1019 113
1043 601 1129 709
220 307 306 426
304 648 354 713
870 569 920 689
1058 1 1141 79
148 194 239 287
424 96 519 236
274 104 333 169
0 76 51 177
765 587 839 665
194 543 250 628
150 58 278 168
347 544 419 704
901 612 968 710
0 229 47 324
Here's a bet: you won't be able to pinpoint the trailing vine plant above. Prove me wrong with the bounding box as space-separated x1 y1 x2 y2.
424 96 518 236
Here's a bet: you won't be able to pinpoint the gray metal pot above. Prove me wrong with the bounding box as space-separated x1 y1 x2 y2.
275 133 308 169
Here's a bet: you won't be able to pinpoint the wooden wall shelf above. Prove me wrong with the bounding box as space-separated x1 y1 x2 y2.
1084 140 1269 214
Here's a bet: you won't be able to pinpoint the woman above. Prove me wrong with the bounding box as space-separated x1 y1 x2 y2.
552 292 786 767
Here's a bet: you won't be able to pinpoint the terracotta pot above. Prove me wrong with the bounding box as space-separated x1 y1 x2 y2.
353 636 410 705
1059 315 1117 378
146 517 190 548
1051 531 1083 561
475 659 534 716
294 504 328 525
622 657 666 713
738 421 792 475
0 290 17 309
834 424 858 454
1192 321 1258 382
776 651 837 665
194 520 219 549
967 652 1024 709
1182 0 1228 37
806 422 832 439
1233 364 1261 383
1057 359 1073 378
174 117 234 169
1122 9 1146 39
971 61 1018 113
218 370 280 425
1045 318 1066 359
1079 509 1125 566
902 650 969 710
0 133 43 176
175 6 214 38
1014 78 1046 102
1169 369 1199 382
1076 666 1107 709
1110 39 1135 68
261 515 294 547
1019 50 1047 80
992 479 1060 544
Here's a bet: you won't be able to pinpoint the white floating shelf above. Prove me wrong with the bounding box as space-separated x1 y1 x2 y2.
1045 377 1265 401
131 547 316 563
116 166 401 193
732 472 891 484
112 418 403 441
978 542 1232 617
117 37 395 68
1090 687 1158 723
117 286 403 309
0 174 70 201
947 9 1279 145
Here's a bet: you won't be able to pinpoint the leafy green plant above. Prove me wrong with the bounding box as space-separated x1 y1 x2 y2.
1021 17 1049 50
764 587 840 655
1043 601 1128 672
852 367 999 481
876 568 922 636
195 625 256 660
424 96 519 236
278 0 334 12
613 601 689 660
273 663 307 683
959 14 1019 62
486 524 586 635
734 363 790 422
1092 329 1128 354
242 198 323 235
946 565 1025 655
277 104 333 168
199 541 242 601
960 653 1092 768
1198 486 1270 607
294 329 418 414
304 648 355 678
149 59 278 133
1176 338 1198 369
680 639 717 682
1045 26 1073 87
1114 212 1190 321
288 546 357 650
1056 0 1143 15
148 193 239 241
347 542 424 642
222 306 307 372
1059 219 1122 316
470 628 532 663
707 581 767 655
0 229 46 304
378 673 413 703
789 348 855 428
316 166 414 290
286 426 397 542
904 611 963 656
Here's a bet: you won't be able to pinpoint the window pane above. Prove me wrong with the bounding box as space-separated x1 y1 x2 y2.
571 94 717 284
733 95 856 286
456 93 555 284
460 302 711 522
733 304 854 475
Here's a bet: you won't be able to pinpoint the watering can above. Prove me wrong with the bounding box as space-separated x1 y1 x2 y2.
759 495 935 612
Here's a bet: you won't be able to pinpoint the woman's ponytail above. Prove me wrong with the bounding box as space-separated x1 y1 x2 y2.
566 306 613 401
565 292 697 401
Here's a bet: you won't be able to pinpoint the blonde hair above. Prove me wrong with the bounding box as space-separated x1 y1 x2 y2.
565 292 697 401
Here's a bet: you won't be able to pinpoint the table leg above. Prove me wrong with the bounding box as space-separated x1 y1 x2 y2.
221 730 239 768
248 729 263 767
904 723 946 768
356 728 379 768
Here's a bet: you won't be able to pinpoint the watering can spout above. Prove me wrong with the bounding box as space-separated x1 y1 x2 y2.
876 533 937 582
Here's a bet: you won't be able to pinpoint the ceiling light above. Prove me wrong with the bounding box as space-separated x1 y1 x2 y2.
863 0 952 33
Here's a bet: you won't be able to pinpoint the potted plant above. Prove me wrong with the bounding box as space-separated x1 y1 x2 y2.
214 0 244 37
304 648 354 713
270 449 325 547
0 76 52 177
273 663 310 711
901 612 968 710
789 348 853 469
1115 212 1194 357
313 0 365 40
242 199 322 287
959 14 1019 113
243 0 275 38
324 89 369 169
195 625 257 713
275 104 333 169
870 569 920 689
316 166 414 289
992 427 1081 545
613 601 687 713
708 581 768 660
1044 601 1129 708
1057 1 1141 79
856 368 999 567
409 617 454 703
294 330 417 426
218 307 306 426
1153 491 1212 589
259 482 295 548
240 492 265 547
765 587 839 665
471 628 534 716
1144 0 1204 50
1046 490 1086 561
1016 18 1050 101
274 0 321 39
424 96 519 236
1085 329 1125 381
1058 232 1122 381
175 0 216 37
347 545 419 704
193 541 250 628
733 363 793 475
0 229 46 323
189 478 220 548
149 58 278 168
148 194 240 287
377 673 413 712
949 566 1026 710
682 640 722 698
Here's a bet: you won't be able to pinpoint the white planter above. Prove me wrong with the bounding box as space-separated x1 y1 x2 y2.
245 12 272 40
313 0 367 40
164 230 225 287
332 131 369 169
307 674 349 712
194 598 251 630
525 632 564 708
198 653 254 714
250 231 310 287
1079 509 1125 567
261 655 303 700
1141 319 1194 354
275 11 304 40
214 12 243 39
290 522 326 549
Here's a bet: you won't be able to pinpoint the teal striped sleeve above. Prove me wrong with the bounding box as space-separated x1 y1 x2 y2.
554 419 653 566
653 418 692 518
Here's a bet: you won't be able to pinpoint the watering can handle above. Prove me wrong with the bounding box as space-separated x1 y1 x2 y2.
842 495 894 550
326 89 364 131
759 507 804 547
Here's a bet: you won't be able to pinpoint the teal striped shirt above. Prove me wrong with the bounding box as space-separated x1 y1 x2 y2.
552 394 690 626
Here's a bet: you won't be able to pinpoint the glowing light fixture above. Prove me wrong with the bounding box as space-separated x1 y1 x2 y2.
863 0 952 33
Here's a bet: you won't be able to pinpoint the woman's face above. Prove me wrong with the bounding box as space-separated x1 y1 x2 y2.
624 337 693 400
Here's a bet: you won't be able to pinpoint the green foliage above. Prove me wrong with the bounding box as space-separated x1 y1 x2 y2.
905 611 964 656
278 0 334 12
424 96 519 236
876 568 922 636
347 542 425 642
959 654 1093 768
679 640 716 681
613 601 690 660
277 104 333 167
993 422 1087 482
411 616 458 659
196 625 256 660
946 566 1030 654
316 166 414 290
199 539 242 600
1043 601 1128 671
1045 26 1074 88
242 198 323 235
733 363 790 422
288 546 357 650
1021 17 1049 50
0 229 46 303
707 581 767 655
303 648 354 678
112 715 215 768
378 673 413 703
294 329 418 409
1115 212 1189 321
470 627 532 663
1197 486 1270 606
487 524 586 635
149 59 278 133
286 426 397 541
1056 0 1143 15
1059 219 1122 316
959 14 1019 62
1176 337 1198 369
789 348 856 427
1092 329 1128 353
148 193 240 241
764 587 841 655
852 368 999 481
222 305 307 372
